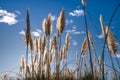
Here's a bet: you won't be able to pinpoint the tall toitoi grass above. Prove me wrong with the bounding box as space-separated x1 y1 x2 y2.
12 0 120 80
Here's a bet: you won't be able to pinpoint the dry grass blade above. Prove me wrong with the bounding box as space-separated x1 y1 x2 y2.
100 15 106 37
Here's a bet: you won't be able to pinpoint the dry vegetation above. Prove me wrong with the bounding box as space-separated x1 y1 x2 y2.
1 0 120 80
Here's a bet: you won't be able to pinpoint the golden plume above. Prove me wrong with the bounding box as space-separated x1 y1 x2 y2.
57 9 65 36
81 37 88 57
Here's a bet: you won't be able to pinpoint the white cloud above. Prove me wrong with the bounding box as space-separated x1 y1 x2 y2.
66 19 73 25
72 40 77 46
36 29 42 34
114 54 120 58
19 30 25 36
73 32 81 34
73 31 85 34
19 29 43 38
51 15 57 21
69 9 84 17
66 27 85 35
81 31 85 34
97 34 104 39
15 10 21 15
0 9 18 25
72 26 76 30
32 29 43 38
66 30 74 33
32 31 40 37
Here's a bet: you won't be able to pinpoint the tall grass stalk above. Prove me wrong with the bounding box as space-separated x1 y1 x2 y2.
56 9 65 80
101 3 120 80
82 1 94 78
25 9 31 80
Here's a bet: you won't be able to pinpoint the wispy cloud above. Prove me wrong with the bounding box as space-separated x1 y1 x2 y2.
32 31 40 37
97 34 104 39
36 29 42 34
115 54 120 58
15 10 21 15
72 40 77 46
69 9 84 17
51 15 57 22
73 31 85 35
32 29 43 37
19 29 43 38
113 54 120 58
73 32 81 34
0 9 18 25
19 30 25 36
66 19 73 25
66 26 85 35
72 26 76 30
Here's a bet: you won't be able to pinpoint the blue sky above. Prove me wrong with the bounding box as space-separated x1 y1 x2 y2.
0 0 120 76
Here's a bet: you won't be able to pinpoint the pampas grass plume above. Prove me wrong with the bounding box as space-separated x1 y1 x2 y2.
57 9 65 36
82 0 86 6
81 37 88 57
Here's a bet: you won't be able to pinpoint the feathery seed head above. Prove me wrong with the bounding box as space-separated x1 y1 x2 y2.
42 19 48 35
57 9 65 36
53 51 56 62
44 49 48 64
26 9 31 46
34 54 38 64
49 39 53 52
88 32 94 48
53 34 58 50
106 27 117 53
47 13 52 35
30 38 34 55
49 52 52 64
82 0 86 6
39 37 42 54
26 65 30 76
42 35 46 54
63 46 66 59
81 37 88 57
66 33 70 51
36 38 39 53
20 55 25 71
60 48 63 61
